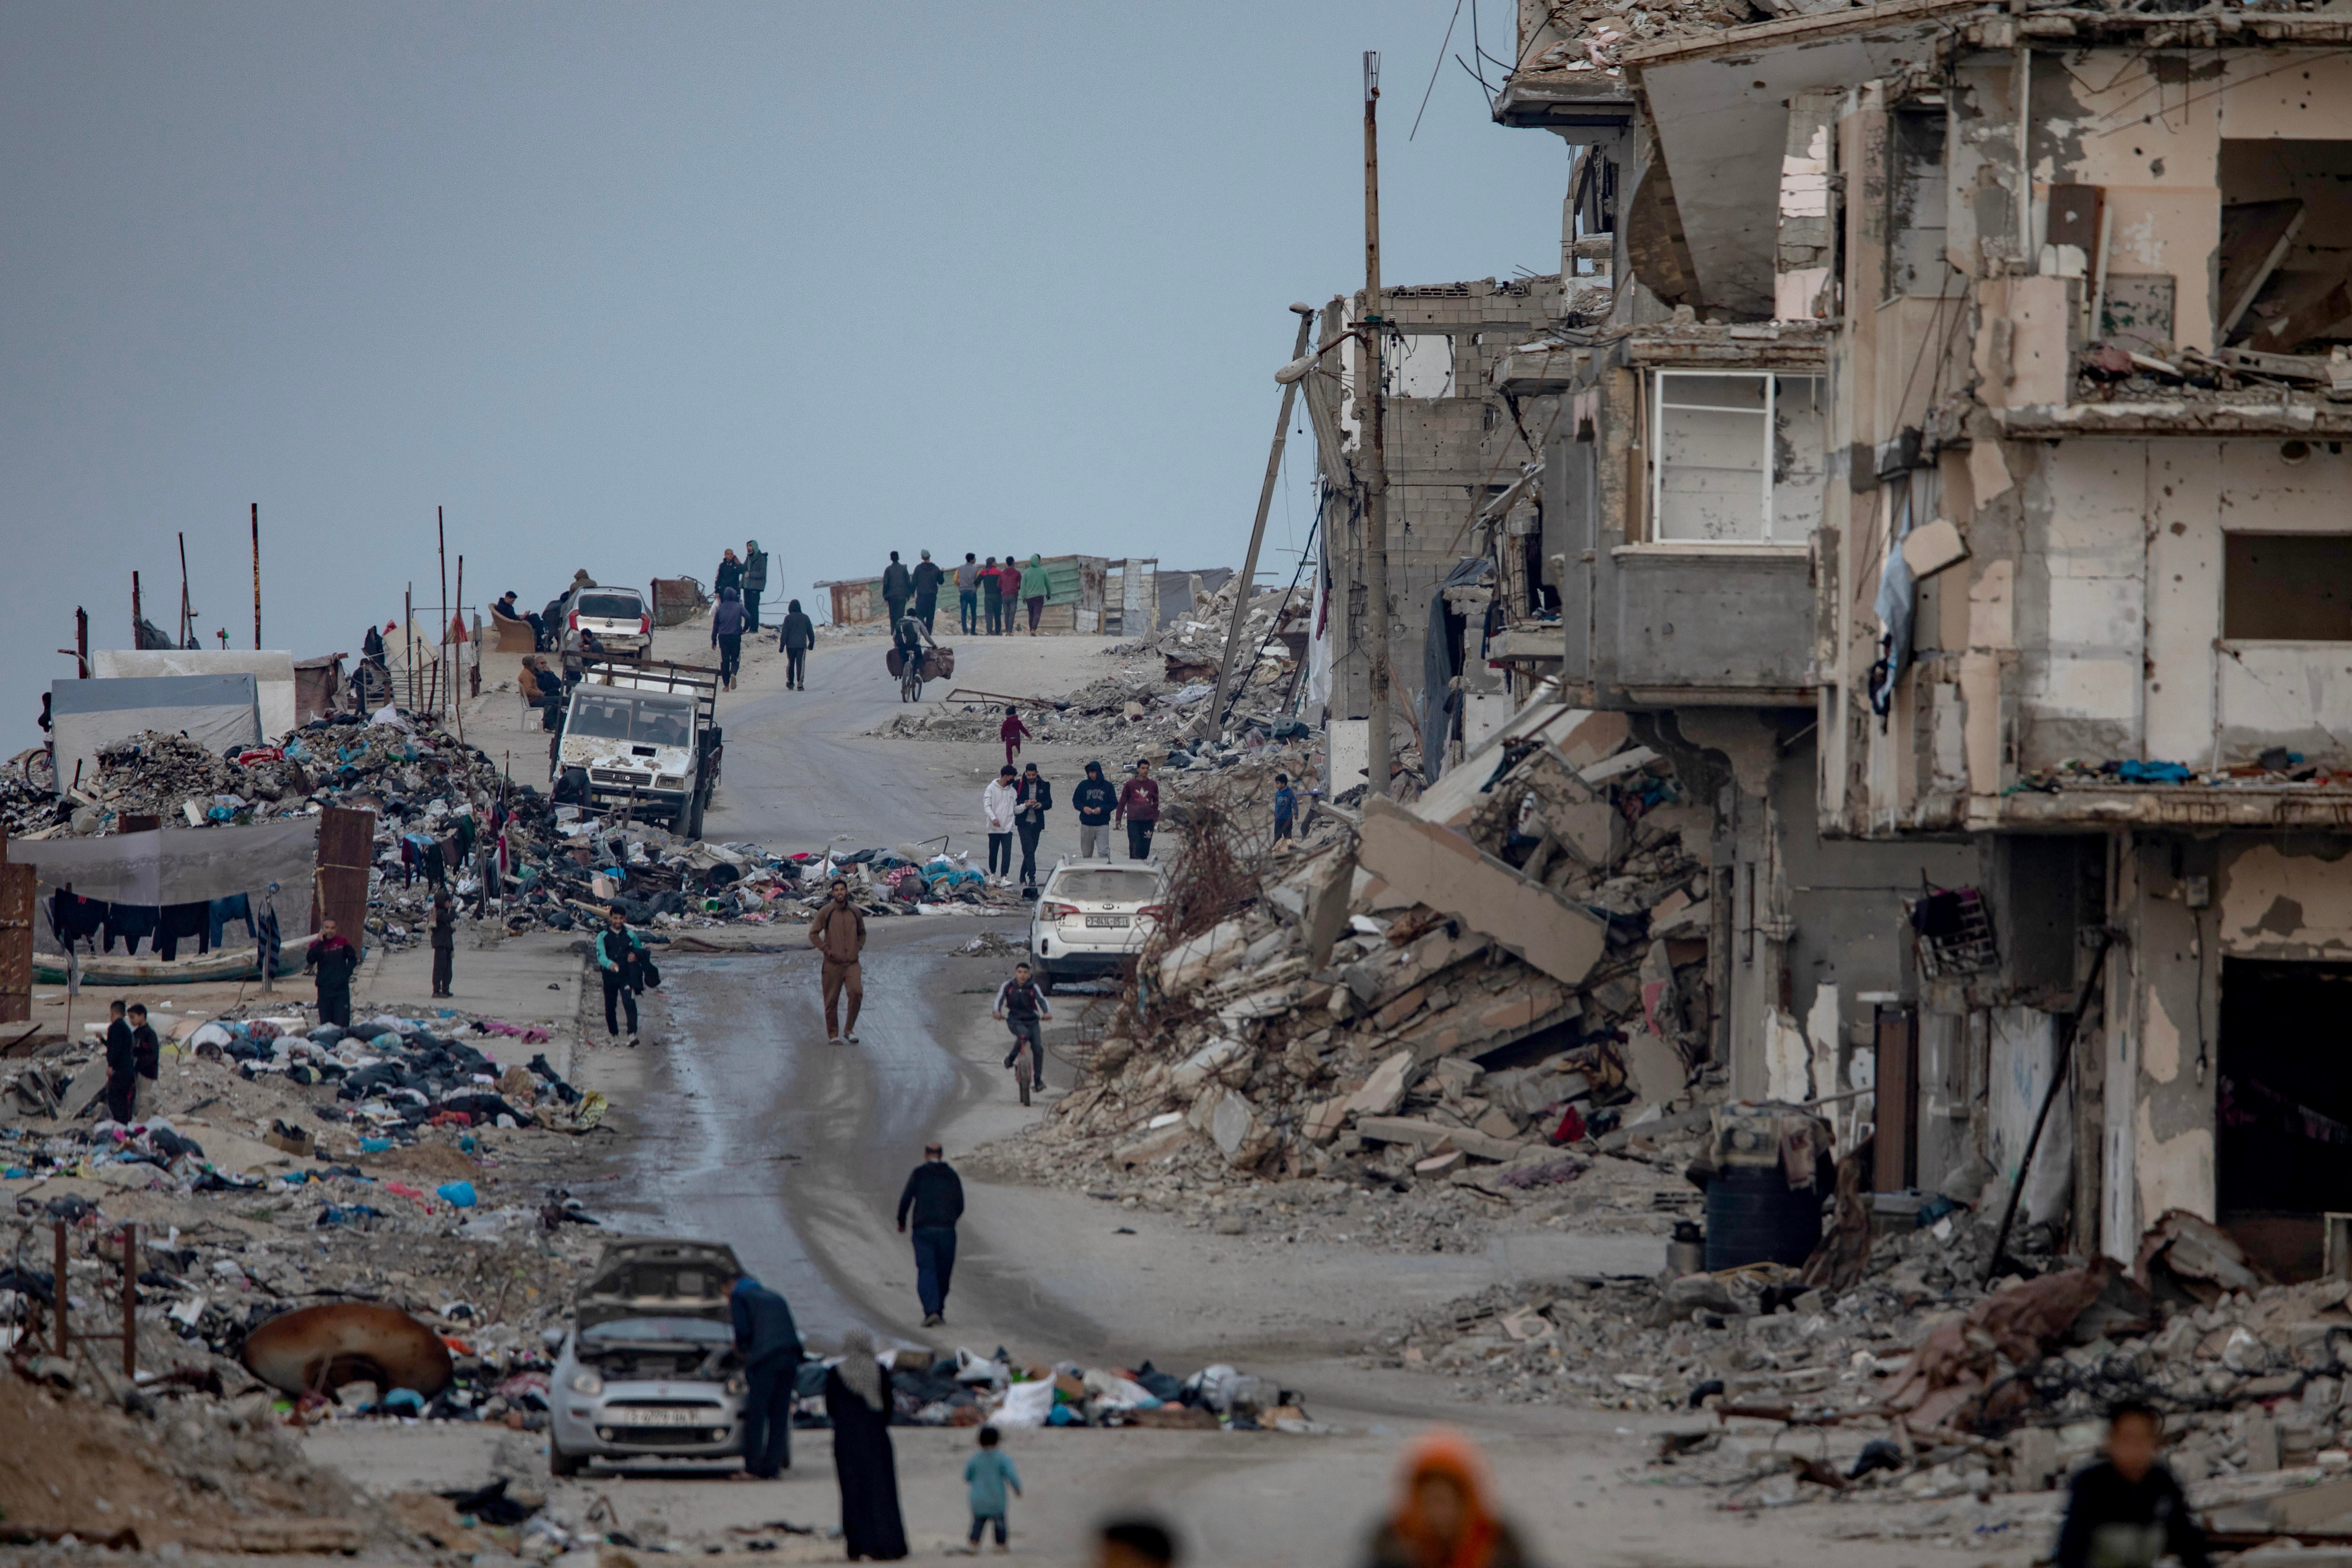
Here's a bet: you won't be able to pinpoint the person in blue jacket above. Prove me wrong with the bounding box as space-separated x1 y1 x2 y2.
730 1274 805 1479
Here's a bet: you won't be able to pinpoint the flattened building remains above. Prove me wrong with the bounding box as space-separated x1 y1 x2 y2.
1303 0 2352 1275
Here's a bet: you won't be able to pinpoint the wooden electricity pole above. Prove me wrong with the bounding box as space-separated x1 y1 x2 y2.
1210 305 1318 738
178 533 194 649
1361 49 1392 797
131 572 143 648
251 503 262 650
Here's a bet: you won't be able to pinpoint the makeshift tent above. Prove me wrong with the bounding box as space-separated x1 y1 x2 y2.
14 820 318 979
49 674 260 797
91 650 298 741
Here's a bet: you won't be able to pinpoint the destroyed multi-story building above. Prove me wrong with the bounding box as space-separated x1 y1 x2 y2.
1396 0 2352 1276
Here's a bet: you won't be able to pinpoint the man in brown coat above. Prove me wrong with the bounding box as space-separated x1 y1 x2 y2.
810 878 866 1044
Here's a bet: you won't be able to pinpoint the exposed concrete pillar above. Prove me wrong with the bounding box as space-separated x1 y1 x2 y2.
1776 88 1841 322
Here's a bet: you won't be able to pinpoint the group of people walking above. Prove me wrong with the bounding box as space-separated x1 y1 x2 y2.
881 551 1053 638
980 740 1161 885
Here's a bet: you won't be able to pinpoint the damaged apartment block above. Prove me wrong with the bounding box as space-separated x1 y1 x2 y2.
1489 0 2352 1277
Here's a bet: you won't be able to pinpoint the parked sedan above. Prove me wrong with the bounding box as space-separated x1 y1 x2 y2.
548 1239 745 1476
1026 858 1167 986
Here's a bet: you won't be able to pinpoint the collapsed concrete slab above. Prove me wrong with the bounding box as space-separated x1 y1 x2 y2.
1357 796 1608 988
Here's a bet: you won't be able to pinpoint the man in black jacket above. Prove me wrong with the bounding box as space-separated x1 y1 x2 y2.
102 1000 139 1123
1014 764 1052 888
881 552 912 631
895 1143 965 1328
2054 1402 2208 1568
910 550 945 632
1071 761 1116 859
778 599 815 690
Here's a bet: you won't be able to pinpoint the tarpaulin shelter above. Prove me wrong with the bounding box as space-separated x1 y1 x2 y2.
49 674 260 797
13 820 318 981
91 650 298 741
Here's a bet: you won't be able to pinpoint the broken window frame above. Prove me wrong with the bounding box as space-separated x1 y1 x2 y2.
1645 369 1823 546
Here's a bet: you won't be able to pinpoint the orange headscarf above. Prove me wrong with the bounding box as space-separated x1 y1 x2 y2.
1388 1428 1503 1568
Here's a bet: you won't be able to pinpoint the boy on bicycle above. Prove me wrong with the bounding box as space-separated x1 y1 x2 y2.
992 963 1052 1098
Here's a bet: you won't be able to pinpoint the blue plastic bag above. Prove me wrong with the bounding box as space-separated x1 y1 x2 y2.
435 1180 478 1208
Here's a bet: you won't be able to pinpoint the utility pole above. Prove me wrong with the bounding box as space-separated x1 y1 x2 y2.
1362 49 1392 797
1210 304 1318 738
177 533 194 649
251 503 262 650
436 506 450 720
131 572 143 649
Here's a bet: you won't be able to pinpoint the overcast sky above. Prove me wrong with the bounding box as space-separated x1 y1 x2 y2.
0 2 1568 753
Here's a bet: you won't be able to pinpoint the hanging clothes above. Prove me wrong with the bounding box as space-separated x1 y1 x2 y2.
102 904 159 956
154 902 211 963
207 893 254 949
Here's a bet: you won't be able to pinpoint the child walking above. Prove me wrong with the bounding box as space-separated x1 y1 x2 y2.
963 1425 1022 1553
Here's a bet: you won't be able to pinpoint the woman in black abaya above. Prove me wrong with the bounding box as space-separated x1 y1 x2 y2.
823 1329 908 1561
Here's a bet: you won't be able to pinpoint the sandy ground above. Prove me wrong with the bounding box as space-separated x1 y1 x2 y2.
265 609 2038 1568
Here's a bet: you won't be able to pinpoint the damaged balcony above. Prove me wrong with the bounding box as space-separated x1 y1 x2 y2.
1552 325 1823 708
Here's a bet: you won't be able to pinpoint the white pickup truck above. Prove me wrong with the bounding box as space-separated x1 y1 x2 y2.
553 660 723 837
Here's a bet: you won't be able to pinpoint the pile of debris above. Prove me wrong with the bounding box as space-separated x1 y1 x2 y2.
1514 0 1772 77
991 709 1716 1199
840 1347 1319 1434
1155 579 1308 693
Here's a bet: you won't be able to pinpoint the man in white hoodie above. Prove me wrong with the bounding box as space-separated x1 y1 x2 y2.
982 765 1019 885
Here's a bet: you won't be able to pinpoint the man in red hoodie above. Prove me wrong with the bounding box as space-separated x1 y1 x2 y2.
1113 757 1161 860
306 918 360 1027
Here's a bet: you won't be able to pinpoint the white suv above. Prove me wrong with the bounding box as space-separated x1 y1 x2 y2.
1027 858 1167 986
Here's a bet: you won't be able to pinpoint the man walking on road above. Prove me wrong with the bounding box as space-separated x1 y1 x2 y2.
995 556 1023 635
911 549 945 633
810 877 866 1044
955 553 981 636
596 907 646 1046
982 766 1018 884
1014 763 1051 889
712 587 748 689
429 889 456 998
1019 554 1049 635
881 551 912 632
307 917 359 1028
896 1143 964 1327
779 599 814 689
1114 757 1161 860
729 1274 804 1479
999 706 1030 769
993 961 1052 1101
742 539 769 631
1072 761 1116 858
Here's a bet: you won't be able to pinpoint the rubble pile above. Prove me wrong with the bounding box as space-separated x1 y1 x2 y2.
854 1348 1320 1434
1154 580 1308 693
2 1003 615 1423
1514 0 1770 76
988 718 1718 1203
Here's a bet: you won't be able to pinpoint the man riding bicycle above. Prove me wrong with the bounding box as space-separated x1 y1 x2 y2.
894 612 935 683
992 962 1052 1103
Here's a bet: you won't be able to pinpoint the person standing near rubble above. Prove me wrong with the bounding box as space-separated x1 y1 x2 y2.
728 1273 803 1479
429 889 456 999
1019 553 1049 635
1072 761 1116 858
955 553 982 637
1272 773 1296 842
103 1000 139 1124
895 1142 964 1327
779 598 815 690
993 557 1023 635
307 918 359 1028
999 706 1030 769
982 766 1018 884
2054 1402 2209 1568
712 586 748 690
1013 763 1051 889
911 549 945 633
595 907 646 1046
742 539 768 631
823 1328 909 1560
1113 757 1160 860
810 877 866 1044
715 549 744 598
993 961 1051 1101
881 551 912 631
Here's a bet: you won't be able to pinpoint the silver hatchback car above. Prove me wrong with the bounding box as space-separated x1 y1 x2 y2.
549 1239 745 1476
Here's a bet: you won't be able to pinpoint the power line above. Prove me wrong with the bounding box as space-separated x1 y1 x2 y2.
1410 0 1466 141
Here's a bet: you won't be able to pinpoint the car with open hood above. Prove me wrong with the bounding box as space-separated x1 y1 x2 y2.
548 1238 744 1476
